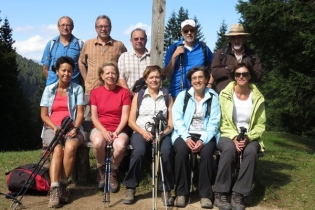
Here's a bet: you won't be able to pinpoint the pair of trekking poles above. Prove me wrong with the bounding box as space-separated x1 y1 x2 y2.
145 110 168 210
9 116 73 210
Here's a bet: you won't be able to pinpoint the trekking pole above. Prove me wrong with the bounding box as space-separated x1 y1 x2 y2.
157 119 167 209
237 127 247 167
179 44 184 91
10 116 73 210
103 142 112 207
188 150 197 204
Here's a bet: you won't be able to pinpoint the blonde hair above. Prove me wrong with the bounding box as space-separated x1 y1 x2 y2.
98 61 119 85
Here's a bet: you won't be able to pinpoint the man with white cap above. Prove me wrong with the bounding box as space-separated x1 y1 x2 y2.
164 19 213 98
211 23 262 93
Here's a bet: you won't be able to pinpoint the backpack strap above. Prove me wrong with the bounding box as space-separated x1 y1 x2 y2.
205 92 214 117
49 40 56 53
136 89 145 119
200 41 208 66
219 43 230 66
77 39 83 49
183 90 214 117
183 90 192 114
161 87 170 108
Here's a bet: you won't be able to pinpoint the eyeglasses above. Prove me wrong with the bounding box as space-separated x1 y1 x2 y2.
96 25 110 30
191 75 205 81
133 37 146 41
183 29 195 34
235 72 250 78
58 24 72 28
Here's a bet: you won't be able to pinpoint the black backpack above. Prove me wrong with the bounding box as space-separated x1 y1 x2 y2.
5 164 50 193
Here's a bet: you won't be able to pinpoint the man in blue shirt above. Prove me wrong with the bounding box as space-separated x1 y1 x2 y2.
164 19 214 98
41 16 83 86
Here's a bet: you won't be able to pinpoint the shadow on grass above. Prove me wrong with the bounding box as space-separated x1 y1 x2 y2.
248 158 294 207
265 132 315 155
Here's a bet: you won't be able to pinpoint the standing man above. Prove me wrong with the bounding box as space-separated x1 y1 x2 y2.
211 23 262 93
79 15 127 95
164 19 213 99
118 28 150 96
41 16 83 86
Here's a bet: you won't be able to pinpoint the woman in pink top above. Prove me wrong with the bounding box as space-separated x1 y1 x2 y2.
40 56 85 208
90 61 131 192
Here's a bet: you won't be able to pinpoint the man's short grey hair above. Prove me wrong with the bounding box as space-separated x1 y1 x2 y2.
95 15 112 27
58 16 74 28
131 28 147 39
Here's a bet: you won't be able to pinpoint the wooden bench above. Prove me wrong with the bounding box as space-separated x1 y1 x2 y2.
71 120 263 185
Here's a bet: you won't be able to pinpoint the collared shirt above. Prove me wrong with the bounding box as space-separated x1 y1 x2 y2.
79 36 127 94
40 81 85 120
118 49 150 90
41 35 83 85
40 81 85 137
136 89 167 131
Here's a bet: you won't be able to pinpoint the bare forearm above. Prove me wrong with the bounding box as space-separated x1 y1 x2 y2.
43 65 48 79
79 62 87 81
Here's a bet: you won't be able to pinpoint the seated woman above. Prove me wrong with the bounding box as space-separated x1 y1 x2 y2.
90 61 131 192
123 65 175 206
213 62 266 210
40 56 85 208
172 66 221 209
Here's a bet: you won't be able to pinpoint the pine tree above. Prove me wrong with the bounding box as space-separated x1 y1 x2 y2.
0 16 36 150
237 0 315 137
213 20 229 53
0 17 15 51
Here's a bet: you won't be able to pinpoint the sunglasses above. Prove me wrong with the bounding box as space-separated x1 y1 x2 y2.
133 37 146 41
183 29 195 34
235 72 250 78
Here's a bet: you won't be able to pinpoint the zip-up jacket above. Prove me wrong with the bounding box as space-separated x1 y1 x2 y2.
219 82 266 151
172 87 221 145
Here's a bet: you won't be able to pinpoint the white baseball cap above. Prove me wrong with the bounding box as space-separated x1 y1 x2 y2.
181 19 196 29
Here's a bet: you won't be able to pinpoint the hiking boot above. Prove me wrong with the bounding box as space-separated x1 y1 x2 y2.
161 191 174 206
214 192 232 210
48 186 60 208
110 168 119 193
231 192 245 210
200 198 213 209
123 188 135 204
59 183 70 204
174 195 186 207
97 165 106 189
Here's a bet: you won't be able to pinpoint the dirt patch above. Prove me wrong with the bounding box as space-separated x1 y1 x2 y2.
1 185 283 210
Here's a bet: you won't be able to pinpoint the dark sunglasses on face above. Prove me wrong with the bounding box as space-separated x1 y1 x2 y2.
134 37 146 41
183 29 195 34
235 72 250 78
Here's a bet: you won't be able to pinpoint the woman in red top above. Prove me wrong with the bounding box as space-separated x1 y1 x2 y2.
90 61 131 192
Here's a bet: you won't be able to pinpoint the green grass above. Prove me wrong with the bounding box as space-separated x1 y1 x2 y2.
251 132 315 210
0 131 315 209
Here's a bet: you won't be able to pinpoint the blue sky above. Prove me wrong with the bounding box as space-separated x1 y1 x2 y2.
0 0 240 61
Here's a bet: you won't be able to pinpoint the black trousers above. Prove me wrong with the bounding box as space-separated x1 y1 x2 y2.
173 137 216 199
123 132 174 191
213 137 260 195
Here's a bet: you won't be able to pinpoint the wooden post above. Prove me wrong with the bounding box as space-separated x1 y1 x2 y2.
151 0 166 67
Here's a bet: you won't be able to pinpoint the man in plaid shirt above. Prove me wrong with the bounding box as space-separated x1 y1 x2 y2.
118 28 150 96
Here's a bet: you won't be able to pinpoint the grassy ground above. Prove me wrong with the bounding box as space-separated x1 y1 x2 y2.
0 131 314 210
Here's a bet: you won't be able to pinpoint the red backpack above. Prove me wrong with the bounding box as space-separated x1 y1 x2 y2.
6 164 50 193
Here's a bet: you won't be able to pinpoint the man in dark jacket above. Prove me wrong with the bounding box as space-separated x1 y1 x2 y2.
210 24 262 93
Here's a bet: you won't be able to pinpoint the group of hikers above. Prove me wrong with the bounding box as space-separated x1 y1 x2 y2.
39 14 266 210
